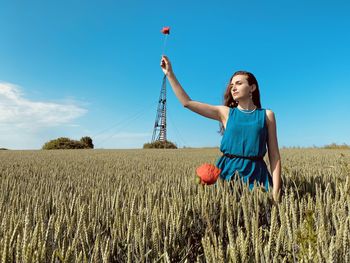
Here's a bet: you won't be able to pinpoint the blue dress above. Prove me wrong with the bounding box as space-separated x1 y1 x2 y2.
215 107 273 190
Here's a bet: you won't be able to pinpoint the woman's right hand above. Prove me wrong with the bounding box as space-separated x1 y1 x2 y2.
160 55 173 76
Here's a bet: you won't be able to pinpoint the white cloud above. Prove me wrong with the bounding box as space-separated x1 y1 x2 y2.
0 82 87 149
0 82 86 128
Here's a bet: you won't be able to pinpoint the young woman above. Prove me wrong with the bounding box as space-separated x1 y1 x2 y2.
160 55 282 201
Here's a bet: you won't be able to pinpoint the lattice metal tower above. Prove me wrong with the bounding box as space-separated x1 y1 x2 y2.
152 75 167 143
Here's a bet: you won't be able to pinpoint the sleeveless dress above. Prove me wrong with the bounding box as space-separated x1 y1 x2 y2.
215 107 273 190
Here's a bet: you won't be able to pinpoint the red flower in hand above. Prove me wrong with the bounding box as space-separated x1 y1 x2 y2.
161 26 170 34
196 163 221 185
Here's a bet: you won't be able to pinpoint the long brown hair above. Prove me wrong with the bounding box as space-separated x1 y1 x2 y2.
218 71 262 135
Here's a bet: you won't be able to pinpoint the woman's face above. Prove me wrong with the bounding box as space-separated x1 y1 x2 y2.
230 74 255 101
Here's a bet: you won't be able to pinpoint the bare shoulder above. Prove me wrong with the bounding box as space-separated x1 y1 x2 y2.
265 109 276 127
218 105 230 119
218 105 230 115
216 105 230 128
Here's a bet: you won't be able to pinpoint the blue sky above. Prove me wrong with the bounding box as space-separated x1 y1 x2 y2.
0 0 349 149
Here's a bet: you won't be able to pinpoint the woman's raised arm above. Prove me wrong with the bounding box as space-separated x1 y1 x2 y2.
160 55 228 123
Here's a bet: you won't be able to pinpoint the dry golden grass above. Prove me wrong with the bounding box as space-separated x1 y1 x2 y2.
0 148 349 262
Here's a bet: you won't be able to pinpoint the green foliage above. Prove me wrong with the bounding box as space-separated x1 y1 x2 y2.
323 143 350 149
296 209 318 261
80 136 94 149
42 136 94 150
143 140 177 149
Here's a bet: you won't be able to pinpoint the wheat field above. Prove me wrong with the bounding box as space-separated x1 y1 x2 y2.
0 148 349 262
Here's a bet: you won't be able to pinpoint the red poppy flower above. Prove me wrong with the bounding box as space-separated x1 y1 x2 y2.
161 26 170 35
196 163 221 185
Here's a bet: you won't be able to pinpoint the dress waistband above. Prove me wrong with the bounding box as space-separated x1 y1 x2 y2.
223 152 264 161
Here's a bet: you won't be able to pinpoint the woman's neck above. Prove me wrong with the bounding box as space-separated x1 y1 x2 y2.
237 99 256 110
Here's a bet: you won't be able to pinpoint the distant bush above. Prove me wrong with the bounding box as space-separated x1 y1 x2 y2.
323 143 350 149
80 136 94 149
143 140 177 149
0 148 8 150
42 136 94 150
